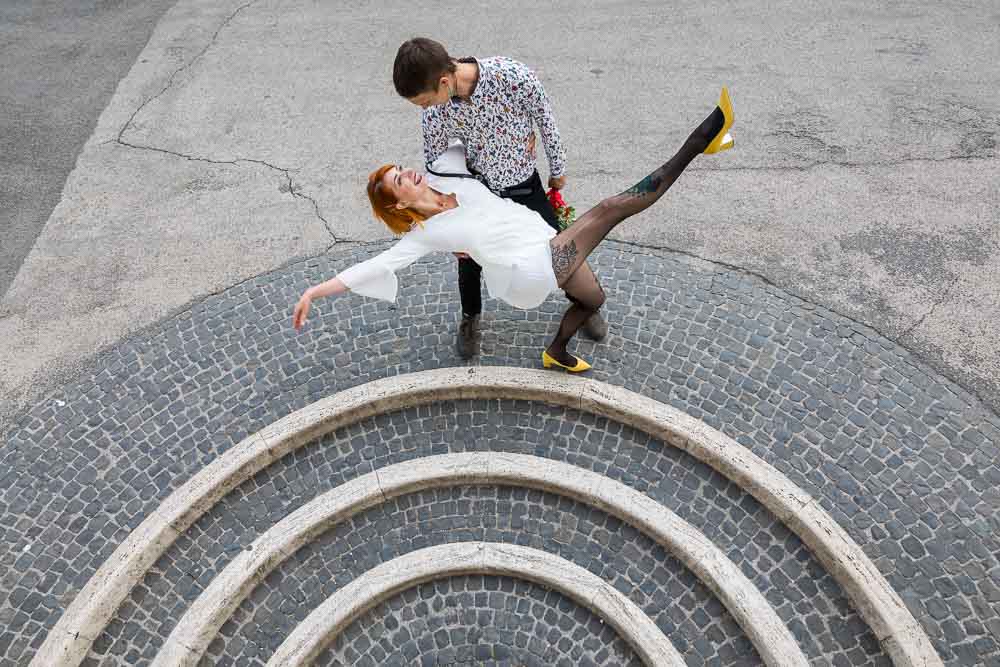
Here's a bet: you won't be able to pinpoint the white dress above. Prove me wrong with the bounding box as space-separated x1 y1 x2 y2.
337 145 559 310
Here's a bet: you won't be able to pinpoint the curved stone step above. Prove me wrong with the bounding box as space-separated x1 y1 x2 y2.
152 453 806 667
93 410 774 664
213 483 765 666
314 574 644 667
266 542 684 667
34 367 941 667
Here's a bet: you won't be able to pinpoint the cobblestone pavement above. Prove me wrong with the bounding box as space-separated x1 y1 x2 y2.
2 241 999 665
317 576 643 667
92 403 876 665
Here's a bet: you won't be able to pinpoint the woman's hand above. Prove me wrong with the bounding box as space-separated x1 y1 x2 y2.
291 277 347 331
292 290 313 331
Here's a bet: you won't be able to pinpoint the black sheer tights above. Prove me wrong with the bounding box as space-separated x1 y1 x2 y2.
545 105 726 364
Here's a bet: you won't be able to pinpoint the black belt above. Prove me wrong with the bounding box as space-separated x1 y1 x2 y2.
425 162 536 198
495 183 534 198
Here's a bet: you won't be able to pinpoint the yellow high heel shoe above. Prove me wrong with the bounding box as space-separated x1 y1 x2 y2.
542 349 592 373
703 86 735 154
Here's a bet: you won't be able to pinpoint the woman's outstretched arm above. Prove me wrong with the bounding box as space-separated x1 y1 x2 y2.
292 277 347 330
292 234 433 331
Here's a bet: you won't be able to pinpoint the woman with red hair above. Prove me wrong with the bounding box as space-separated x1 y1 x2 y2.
293 90 734 372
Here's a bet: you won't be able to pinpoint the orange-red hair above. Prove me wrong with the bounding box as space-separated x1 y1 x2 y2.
367 164 426 235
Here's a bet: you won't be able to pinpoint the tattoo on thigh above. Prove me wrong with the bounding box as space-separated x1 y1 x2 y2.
623 170 664 197
551 240 579 282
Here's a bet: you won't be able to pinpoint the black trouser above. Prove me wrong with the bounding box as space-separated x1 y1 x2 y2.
458 170 562 316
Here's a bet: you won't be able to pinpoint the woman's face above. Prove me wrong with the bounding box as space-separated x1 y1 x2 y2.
382 165 427 207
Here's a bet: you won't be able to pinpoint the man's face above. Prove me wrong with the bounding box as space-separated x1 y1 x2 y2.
406 75 451 110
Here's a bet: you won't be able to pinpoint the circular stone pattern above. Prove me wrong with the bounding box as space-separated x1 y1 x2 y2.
2 241 999 666
214 484 757 666
315 575 642 667
91 399 871 665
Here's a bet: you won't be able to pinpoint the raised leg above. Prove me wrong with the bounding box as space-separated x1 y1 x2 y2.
549 105 726 286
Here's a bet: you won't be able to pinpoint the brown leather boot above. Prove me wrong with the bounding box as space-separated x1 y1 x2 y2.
457 314 480 359
582 313 608 341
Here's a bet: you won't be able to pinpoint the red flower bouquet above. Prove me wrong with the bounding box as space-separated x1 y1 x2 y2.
546 188 576 231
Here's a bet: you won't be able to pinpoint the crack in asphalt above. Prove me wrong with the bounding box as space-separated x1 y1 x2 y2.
580 152 995 181
113 0 351 248
114 137 354 246
900 275 962 341
116 0 257 148
708 152 996 174
276 170 352 248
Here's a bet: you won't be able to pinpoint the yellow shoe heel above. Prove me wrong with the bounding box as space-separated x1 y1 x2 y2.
542 350 592 373
704 86 735 154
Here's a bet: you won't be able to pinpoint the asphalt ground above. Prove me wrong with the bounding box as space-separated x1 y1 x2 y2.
0 0 179 298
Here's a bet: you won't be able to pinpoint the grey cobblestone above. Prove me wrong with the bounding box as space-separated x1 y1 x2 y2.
313 576 643 667
1 241 998 665
90 401 875 665
212 485 758 666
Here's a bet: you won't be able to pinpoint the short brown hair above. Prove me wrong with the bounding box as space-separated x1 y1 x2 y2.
366 165 426 235
393 37 455 98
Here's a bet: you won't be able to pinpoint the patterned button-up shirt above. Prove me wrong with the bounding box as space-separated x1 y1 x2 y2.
421 57 566 191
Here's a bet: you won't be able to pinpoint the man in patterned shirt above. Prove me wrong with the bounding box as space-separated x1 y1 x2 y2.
393 37 607 359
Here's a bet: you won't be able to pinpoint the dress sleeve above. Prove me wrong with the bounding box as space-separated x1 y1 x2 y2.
336 234 429 303
514 63 566 178
429 141 471 175
421 108 450 167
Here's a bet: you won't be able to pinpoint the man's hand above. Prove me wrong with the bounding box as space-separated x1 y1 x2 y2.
527 133 537 160
548 175 566 190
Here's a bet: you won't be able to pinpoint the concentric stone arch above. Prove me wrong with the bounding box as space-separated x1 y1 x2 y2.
267 542 684 667
151 452 806 667
32 367 942 667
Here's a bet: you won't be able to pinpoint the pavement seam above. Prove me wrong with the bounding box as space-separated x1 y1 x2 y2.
609 238 993 412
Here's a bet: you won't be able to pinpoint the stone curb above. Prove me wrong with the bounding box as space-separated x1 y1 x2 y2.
32 367 942 667
153 453 806 667
264 542 685 667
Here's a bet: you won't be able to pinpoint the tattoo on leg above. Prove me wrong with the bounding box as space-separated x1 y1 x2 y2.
622 170 664 197
551 240 579 282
